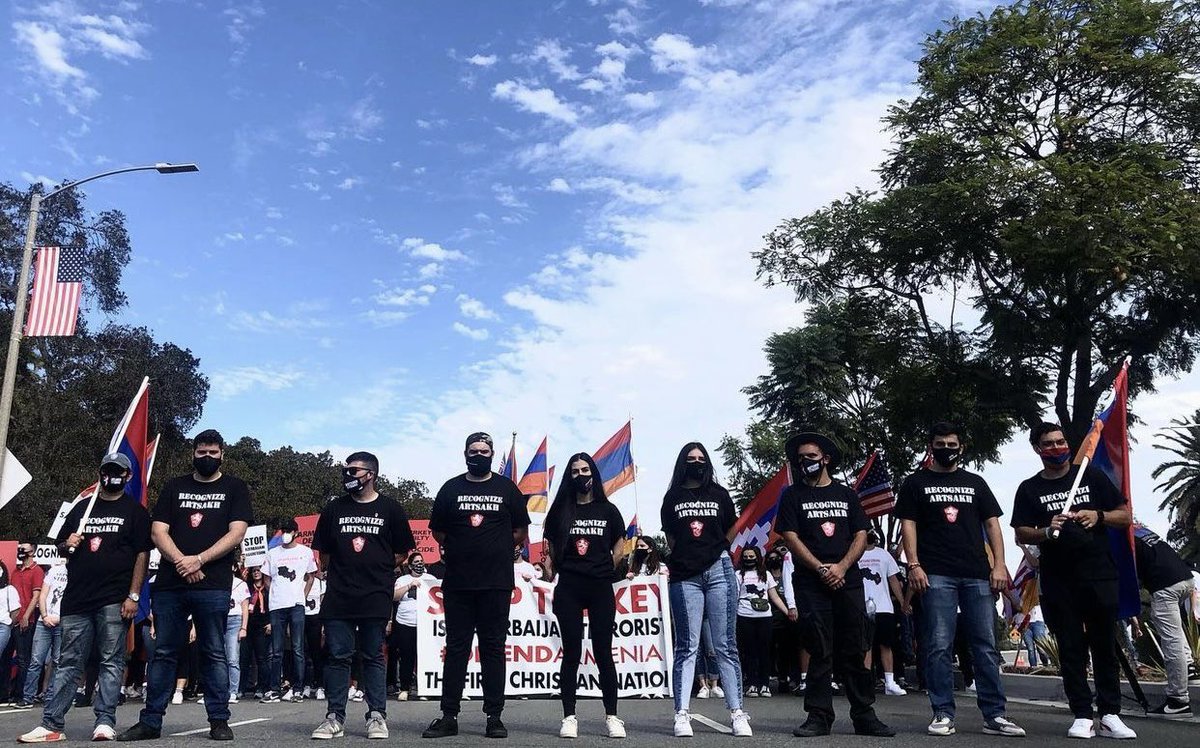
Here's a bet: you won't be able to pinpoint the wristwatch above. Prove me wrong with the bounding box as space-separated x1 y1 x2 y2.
127 593 140 603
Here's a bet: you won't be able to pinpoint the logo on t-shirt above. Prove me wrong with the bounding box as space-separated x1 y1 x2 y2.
943 506 959 523
689 520 703 538
575 538 589 556
821 521 835 537
352 536 365 553
89 536 102 552
189 512 203 528
470 513 484 527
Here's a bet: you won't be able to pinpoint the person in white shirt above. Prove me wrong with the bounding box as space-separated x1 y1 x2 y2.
0 563 23 658
227 565 250 703
260 518 317 703
22 560 68 705
391 553 437 700
513 545 538 583
735 546 786 697
858 531 907 695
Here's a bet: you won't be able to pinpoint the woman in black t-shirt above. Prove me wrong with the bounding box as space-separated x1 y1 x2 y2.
545 453 627 739
659 442 751 738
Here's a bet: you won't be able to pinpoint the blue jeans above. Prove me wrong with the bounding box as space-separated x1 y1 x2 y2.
224 616 243 697
269 605 305 693
41 605 127 731
1022 621 1047 667
920 575 1006 719
139 588 230 730
23 620 62 702
669 555 742 713
323 619 386 722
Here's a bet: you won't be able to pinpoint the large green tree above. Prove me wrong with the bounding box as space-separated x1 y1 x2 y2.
1152 409 1200 561
754 0 1200 451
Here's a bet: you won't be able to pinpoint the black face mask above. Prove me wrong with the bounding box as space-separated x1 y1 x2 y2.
931 447 961 468
16 550 28 562
466 454 492 477
100 473 128 493
740 558 757 570
571 474 593 494
684 462 708 483
410 562 425 575
193 455 222 478
513 547 522 561
633 548 648 564
343 468 369 494
799 457 823 479
765 555 783 570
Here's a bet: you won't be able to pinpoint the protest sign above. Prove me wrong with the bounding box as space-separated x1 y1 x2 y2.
242 524 268 567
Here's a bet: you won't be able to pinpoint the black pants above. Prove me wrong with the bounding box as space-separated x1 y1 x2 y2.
794 576 878 727
553 573 618 717
13 621 36 698
770 612 800 686
1042 580 1121 718
737 616 773 689
248 623 271 693
442 588 510 717
394 625 417 692
304 617 325 688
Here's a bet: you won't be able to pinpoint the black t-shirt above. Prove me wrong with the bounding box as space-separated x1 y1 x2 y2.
895 468 1002 580
151 474 254 592
774 481 869 586
547 501 625 580
430 474 531 592
1134 528 1192 593
660 484 736 581
1011 465 1124 590
57 494 152 616
313 493 415 620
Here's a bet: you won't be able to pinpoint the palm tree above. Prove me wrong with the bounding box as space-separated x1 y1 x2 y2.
1152 409 1200 563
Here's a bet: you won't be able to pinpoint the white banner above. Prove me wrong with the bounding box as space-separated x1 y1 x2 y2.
242 525 268 567
417 576 672 698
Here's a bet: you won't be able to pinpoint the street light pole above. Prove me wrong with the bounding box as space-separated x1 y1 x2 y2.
0 163 199 494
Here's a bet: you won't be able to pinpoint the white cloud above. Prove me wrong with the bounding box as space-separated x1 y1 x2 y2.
348 97 384 137
363 309 412 327
210 365 303 399
623 91 659 110
531 39 581 81
224 1 265 64
336 177 362 190
452 322 490 341
375 284 436 307
649 32 706 75
493 80 579 124
547 177 573 193
19 171 57 190
228 310 328 334
608 7 639 36
401 237 466 263
492 183 529 209
467 53 498 67
457 294 498 321
596 40 638 60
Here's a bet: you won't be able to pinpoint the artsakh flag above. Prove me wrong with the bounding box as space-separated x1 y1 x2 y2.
594 421 635 496
730 463 791 559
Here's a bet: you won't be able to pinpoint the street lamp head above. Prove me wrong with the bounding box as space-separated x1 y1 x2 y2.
154 163 199 174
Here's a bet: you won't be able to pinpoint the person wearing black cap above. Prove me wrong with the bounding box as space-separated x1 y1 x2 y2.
17 453 152 743
422 432 530 740
310 451 415 740
774 432 893 739
897 422 1024 738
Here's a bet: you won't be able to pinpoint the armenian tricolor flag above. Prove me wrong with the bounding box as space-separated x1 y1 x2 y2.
518 437 551 513
594 421 635 497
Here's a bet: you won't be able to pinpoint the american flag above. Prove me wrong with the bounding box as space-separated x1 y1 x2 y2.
853 449 895 519
25 246 83 336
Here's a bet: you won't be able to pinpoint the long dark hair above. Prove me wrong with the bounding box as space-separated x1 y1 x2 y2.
737 544 765 584
630 535 661 575
0 560 8 588
667 441 722 491
545 452 610 564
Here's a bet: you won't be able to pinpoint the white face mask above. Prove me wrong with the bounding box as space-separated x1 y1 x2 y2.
282 532 295 545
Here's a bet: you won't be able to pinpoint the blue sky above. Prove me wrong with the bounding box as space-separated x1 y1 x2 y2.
3 0 1197 551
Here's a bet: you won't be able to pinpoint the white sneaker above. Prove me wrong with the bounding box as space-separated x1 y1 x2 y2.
17 726 66 743
984 716 1027 737
92 725 115 741
171 690 183 705
606 716 626 739
696 685 711 699
397 691 408 701
711 685 725 699
316 688 326 700
760 687 772 699
967 681 977 693
350 688 364 702
1098 715 1136 739
281 689 294 702
674 711 693 738
731 710 752 737
929 715 956 736
1069 718 1096 739
229 695 239 704
559 716 578 739
885 682 907 696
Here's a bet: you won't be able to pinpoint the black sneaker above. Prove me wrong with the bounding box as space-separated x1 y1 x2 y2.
792 718 831 738
209 720 234 741
260 690 282 704
1148 697 1192 717
485 717 507 739
854 717 896 737
422 716 459 739
116 723 162 742
12 700 33 710
73 691 89 708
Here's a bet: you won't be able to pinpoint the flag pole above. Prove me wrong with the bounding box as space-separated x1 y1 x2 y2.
629 416 640 530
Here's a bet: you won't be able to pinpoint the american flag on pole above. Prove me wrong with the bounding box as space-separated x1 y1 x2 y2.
853 449 895 518
25 246 83 336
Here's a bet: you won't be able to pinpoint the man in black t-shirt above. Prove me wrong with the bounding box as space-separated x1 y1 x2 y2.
17 453 151 743
310 451 415 740
118 430 253 743
896 422 1023 738
422 432 530 740
774 431 892 739
1011 422 1135 739
1134 526 1195 717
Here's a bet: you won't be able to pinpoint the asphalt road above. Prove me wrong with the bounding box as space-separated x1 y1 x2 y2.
0 688 1194 746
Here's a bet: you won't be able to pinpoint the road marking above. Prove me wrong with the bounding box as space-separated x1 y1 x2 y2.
0 709 32 716
169 718 271 736
690 713 732 734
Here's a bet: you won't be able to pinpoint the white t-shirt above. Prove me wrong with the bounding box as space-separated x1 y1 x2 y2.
858 546 899 615
0 586 20 624
229 578 249 618
393 573 438 627
513 561 537 583
262 543 317 611
736 569 777 618
305 578 325 617
44 565 69 619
